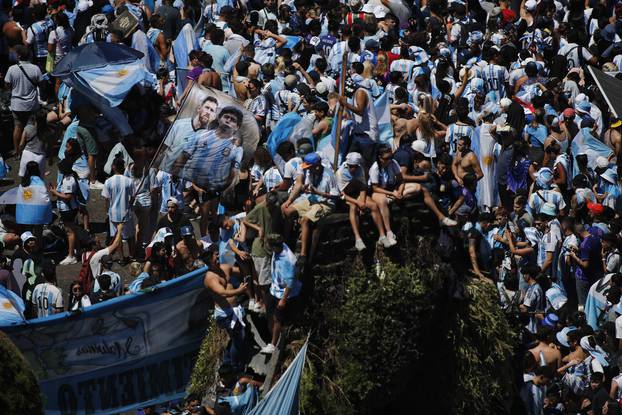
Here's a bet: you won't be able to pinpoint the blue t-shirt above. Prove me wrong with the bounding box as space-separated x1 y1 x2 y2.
523 124 548 148
576 234 603 283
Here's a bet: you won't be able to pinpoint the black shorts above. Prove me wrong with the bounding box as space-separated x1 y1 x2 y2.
200 189 222 203
267 294 302 324
60 209 78 223
12 110 32 127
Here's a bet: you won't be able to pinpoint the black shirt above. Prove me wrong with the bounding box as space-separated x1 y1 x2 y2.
156 213 192 243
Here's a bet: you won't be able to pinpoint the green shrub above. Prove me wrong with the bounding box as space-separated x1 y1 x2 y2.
0 331 43 415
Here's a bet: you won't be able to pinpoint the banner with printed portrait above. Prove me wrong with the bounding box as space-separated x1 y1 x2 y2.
156 85 260 192
2 268 212 415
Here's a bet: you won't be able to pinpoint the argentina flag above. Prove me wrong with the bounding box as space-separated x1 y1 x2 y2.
75 61 155 107
317 119 352 168
374 92 393 147
174 23 200 96
571 128 613 174
584 274 612 330
16 176 53 225
266 113 302 157
0 284 25 326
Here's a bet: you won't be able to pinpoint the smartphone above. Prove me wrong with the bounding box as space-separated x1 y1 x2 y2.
244 275 252 285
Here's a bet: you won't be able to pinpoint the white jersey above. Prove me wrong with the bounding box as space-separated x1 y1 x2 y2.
482 64 509 101
32 282 63 318
558 42 593 69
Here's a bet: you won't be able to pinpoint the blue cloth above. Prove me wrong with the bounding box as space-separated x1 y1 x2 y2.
267 113 302 157
128 272 151 293
247 339 309 415
523 124 548 148
16 176 53 225
0 284 25 326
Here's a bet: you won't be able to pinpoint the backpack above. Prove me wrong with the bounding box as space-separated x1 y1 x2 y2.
79 251 96 294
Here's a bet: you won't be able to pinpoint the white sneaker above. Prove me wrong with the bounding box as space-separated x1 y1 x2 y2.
387 231 397 243
248 299 257 311
355 239 366 251
59 256 78 265
260 343 276 354
378 235 392 248
89 180 105 190
441 217 458 227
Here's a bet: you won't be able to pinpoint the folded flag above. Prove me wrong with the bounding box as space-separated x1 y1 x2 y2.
16 176 53 225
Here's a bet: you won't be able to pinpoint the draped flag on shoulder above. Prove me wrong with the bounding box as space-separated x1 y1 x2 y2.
174 23 200 97
3 267 211 414
16 176 53 225
585 274 613 330
0 284 25 326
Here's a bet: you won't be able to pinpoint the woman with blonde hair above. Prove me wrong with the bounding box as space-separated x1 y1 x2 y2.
410 112 448 162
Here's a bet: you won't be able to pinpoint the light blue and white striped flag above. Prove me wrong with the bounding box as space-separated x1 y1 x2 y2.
174 23 200 95
76 62 154 107
16 176 53 225
374 92 393 147
571 128 614 176
317 119 352 168
0 283 25 326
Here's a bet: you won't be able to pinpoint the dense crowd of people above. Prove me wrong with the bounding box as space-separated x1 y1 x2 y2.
3 0 622 412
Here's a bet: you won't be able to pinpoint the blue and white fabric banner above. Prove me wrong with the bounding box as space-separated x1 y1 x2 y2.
374 92 393 146
283 36 302 50
248 339 308 415
0 284 25 325
174 23 200 95
16 176 53 225
584 273 612 330
76 62 154 107
317 119 352 168
267 113 302 157
2 268 211 415
571 128 613 174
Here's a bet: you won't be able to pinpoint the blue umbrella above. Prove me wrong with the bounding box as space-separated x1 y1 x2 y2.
52 41 144 77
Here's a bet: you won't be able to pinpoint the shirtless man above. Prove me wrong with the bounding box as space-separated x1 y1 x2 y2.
529 327 562 371
203 244 248 369
452 136 484 186
175 225 203 273
604 119 622 159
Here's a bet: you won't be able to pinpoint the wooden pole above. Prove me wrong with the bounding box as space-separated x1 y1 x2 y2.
333 51 348 171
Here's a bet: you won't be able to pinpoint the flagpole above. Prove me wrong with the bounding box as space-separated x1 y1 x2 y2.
333 51 348 171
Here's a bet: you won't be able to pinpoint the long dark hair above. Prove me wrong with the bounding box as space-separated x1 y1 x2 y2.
21 161 41 187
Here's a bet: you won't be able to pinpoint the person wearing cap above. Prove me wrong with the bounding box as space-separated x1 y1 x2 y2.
102 156 137 263
536 202 562 280
15 231 44 318
595 168 620 210
282 152 339 271
527 168 566 216
336 152 393 251
604 118 622 159
261 233 301 354
31 259 63 318
175 225 204 275
93 254 122 298
157 197 192 243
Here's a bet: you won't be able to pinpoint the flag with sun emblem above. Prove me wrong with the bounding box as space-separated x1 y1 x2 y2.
16 176 53 225
0 283 25 325
75 61 156 107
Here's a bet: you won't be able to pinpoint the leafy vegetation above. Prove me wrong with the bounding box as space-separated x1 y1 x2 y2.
0 331 43 415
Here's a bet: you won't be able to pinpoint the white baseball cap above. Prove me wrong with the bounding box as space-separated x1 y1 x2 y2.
411 140 430 157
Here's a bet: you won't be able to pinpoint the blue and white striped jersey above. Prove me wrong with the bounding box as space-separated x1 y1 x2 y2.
102 174 136 223
32 283 63 318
